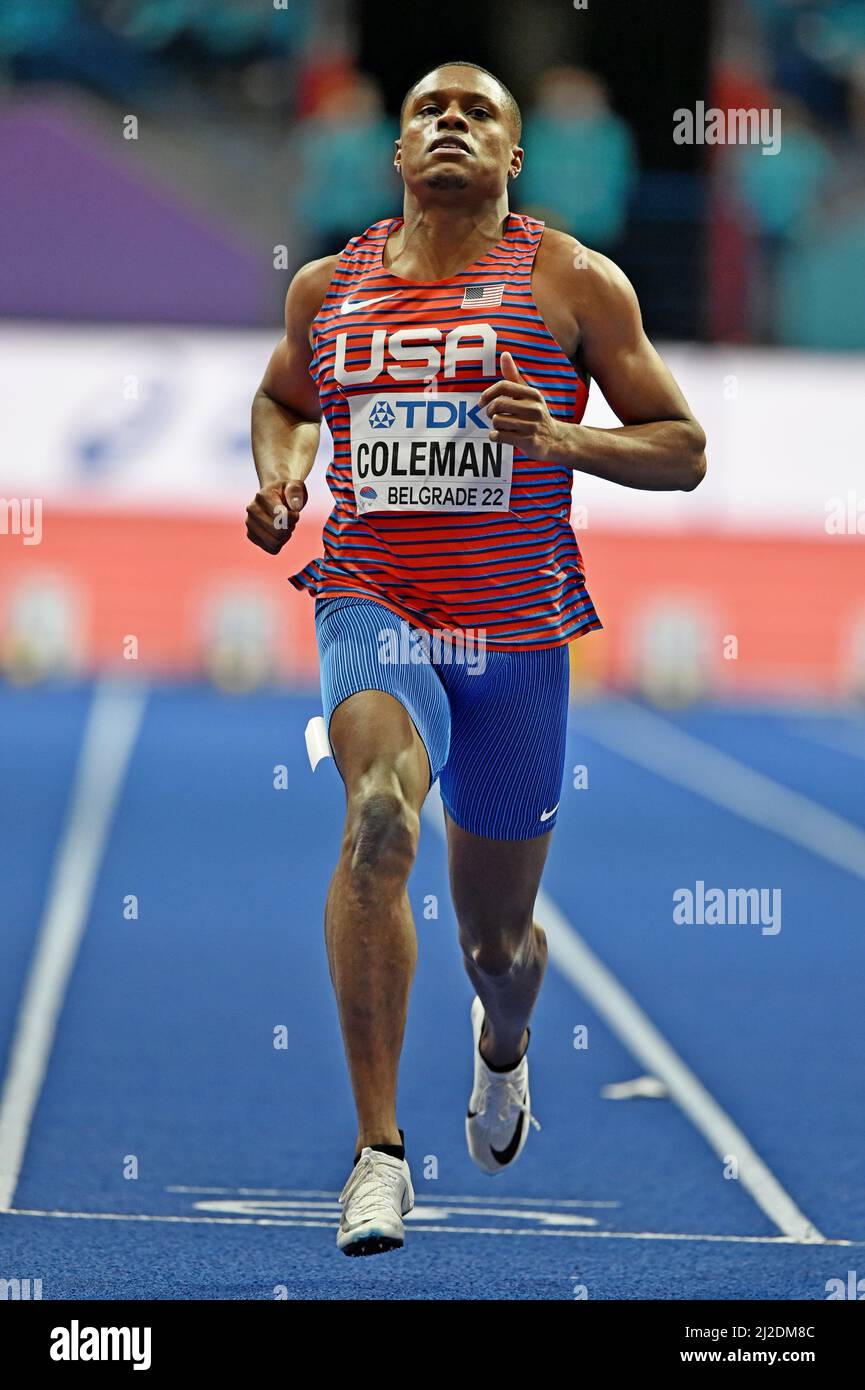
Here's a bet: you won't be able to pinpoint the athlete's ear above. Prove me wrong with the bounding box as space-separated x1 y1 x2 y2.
394 138 402 173
509 146 524 181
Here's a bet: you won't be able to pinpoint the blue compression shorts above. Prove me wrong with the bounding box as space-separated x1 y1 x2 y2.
314 594 570 840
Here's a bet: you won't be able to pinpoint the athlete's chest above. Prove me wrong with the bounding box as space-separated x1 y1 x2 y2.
315 282 571 392
314 286 580 519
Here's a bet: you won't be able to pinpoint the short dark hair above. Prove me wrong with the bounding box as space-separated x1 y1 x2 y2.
400 60 522 141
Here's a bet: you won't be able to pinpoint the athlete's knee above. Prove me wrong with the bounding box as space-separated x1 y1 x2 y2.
344 781 419 883
459 916 546 978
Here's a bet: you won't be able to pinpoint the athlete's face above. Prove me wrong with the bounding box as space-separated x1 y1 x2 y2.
396 68 523 196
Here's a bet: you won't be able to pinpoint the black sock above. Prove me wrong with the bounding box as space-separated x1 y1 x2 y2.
354 1128 405 1166
481 1027 530 1073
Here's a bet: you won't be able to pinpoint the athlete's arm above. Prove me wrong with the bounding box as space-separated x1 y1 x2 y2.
479 238 707 492
246 256 336 554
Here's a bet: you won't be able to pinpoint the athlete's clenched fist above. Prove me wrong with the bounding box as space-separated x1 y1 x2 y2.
245 479 307 554
479 351 568 462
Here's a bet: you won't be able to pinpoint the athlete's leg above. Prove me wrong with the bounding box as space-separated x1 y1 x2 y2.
445 814 550 1067
326 689 430 1153
438 642 570 1067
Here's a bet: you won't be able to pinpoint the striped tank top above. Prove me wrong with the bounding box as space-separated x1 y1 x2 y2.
289 212 602 650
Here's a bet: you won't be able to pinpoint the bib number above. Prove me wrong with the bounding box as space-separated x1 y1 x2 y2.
348 390 513 515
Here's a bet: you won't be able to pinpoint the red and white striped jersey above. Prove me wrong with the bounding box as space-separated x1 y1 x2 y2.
289 212 602 649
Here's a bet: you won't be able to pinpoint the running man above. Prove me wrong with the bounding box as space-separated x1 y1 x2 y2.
247 60 706 1256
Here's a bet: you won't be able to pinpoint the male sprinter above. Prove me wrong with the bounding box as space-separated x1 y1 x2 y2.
247 61 706 1256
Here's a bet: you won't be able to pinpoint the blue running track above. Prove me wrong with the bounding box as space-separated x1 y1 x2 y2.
1 683 863 1299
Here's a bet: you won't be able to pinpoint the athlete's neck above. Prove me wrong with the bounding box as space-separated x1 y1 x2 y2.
385 197 511 281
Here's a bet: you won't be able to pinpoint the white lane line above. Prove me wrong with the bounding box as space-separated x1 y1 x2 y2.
4 1209 856 1244
165 1185 619 1207
192 1198 598 1227
422 783 826 1245
0 681 147 1212
574 698 865 882
537 890 825 1243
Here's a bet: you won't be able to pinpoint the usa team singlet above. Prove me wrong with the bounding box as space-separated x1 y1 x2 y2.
289 212 602 650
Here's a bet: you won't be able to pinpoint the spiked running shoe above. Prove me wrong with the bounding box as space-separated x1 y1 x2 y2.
337 1147 414 1256
466 995 540 1174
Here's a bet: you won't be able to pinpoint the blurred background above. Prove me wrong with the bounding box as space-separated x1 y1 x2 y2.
1 0 864 697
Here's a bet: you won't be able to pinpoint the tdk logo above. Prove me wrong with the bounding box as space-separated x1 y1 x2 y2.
367 398 489 430
369 401 396 428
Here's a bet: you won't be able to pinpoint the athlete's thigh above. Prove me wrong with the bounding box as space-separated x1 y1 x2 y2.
316 596 451 811
438 644 570 841
330 690 429 811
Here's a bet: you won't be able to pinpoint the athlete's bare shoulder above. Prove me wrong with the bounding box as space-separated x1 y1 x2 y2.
285 254 341 341
536 228 636 313
534 227 643 360
257 255 341 414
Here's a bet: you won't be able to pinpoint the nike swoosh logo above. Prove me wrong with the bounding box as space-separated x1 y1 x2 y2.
490 1113 526 1166
340 292 400 316
539 803 560 822
466 1108 525 1166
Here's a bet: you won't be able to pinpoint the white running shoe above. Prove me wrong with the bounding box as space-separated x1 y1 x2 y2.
466 996 540 1174
337 1147 414 1256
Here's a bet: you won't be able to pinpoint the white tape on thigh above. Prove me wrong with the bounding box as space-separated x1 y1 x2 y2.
305 715 333 771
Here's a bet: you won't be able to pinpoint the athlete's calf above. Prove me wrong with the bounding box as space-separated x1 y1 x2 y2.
446 815 551 1070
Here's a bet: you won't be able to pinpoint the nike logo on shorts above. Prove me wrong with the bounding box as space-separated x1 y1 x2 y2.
340 292 400 315
539 803 560 822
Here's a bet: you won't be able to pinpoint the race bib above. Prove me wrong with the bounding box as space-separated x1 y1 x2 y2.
347 390 513 515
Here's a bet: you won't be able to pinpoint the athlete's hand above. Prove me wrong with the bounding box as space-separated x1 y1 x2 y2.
245 479 307 554
479 352 569 462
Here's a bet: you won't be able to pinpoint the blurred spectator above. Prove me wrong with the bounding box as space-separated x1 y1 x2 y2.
778 188 865 347
745 0 865 126
775 56 865 348
515 67 637 251
0 0 309 107
724 96 834 341
706 56 778 342
729 96 832 240
294 72 400 259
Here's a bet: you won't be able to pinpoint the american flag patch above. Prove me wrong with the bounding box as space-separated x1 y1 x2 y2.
461 283 505 308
